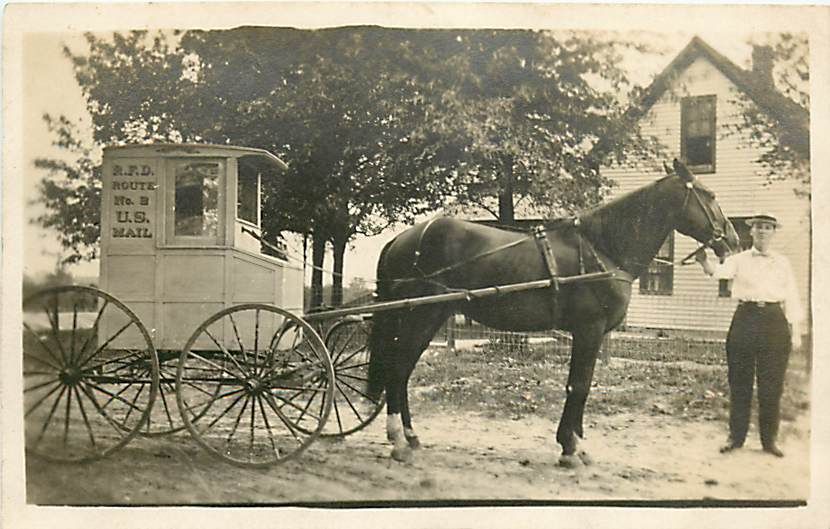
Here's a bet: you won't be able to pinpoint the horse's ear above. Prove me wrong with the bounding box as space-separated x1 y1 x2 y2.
662 161 672 176
673 158 695 182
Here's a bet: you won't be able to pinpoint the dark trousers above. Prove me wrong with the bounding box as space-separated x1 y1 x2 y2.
725 303 791 448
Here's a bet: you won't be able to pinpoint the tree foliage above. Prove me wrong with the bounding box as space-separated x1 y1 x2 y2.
379 30 660 221
734 34 809 196
33 115 102 264
34 27 660 301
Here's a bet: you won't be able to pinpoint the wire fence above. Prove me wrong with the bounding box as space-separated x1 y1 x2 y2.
436 318 729 365
306 284 812 369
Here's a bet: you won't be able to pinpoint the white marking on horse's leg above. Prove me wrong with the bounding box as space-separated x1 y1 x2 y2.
386 413 405 443
387 413 412 462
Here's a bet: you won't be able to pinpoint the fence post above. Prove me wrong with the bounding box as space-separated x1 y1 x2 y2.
599 335 611 364
446 313 456 353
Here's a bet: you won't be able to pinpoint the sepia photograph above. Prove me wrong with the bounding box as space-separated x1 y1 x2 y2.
2 1 829 527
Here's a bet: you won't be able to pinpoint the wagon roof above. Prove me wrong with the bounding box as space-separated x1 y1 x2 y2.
103 143 289 172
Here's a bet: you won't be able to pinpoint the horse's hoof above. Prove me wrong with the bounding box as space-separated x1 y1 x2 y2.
406 435 421 450
391 445 414 463
577 450 593 466
558 454 583 469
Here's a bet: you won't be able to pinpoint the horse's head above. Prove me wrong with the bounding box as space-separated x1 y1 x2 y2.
666 159 741 261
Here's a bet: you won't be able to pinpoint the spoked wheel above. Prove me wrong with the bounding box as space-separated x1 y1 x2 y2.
320 316 384 437
139 351 187 435
22 286 159 462
176 304 334 468
143 352 223 436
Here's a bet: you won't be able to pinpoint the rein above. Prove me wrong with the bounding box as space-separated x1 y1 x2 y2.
678 183 727 264
645 183 726 268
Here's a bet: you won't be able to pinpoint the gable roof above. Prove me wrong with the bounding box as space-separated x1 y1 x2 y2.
637 36 809 158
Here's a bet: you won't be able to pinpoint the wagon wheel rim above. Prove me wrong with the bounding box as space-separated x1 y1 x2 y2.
317 317 384 437
176 304 334 468
22 285 159 463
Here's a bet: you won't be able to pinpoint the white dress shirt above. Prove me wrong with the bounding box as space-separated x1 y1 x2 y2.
705 248 804 327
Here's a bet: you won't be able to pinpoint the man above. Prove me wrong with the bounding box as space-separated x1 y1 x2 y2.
696 213 803 457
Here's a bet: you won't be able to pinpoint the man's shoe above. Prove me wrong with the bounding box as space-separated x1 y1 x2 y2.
719 443 742 454
763 445 784 458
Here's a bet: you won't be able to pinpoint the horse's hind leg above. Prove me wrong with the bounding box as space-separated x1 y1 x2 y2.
386 306 449 462
385 367 414 462
556 319 605 467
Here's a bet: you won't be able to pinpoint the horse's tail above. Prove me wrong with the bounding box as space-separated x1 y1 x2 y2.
366 239 398 402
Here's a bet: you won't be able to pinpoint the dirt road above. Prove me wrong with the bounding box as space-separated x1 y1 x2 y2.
26 405 809 504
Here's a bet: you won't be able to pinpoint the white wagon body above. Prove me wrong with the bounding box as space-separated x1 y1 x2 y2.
99 144 303 351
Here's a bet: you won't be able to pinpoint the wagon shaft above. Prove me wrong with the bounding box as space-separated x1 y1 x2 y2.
304 271 616 321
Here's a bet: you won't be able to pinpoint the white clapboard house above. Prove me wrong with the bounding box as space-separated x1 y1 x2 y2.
603 37 810 333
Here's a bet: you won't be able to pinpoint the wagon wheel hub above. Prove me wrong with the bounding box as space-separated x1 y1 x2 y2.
245 377 264 395
59 367 83 386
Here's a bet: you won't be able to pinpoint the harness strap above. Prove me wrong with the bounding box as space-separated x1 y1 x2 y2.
408 237 529 282
580 233 609 274
571 219 632 284
533 226 560 292
412 216 444 276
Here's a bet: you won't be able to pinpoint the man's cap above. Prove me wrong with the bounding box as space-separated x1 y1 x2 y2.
745 213 781 228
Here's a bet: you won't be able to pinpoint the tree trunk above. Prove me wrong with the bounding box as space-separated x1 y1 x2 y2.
310 234 327 309
331 234 348 307
498 155 515 224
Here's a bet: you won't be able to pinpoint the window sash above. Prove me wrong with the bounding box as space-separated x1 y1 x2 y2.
639 233 674 295
237 169 259 226
165 158 225 246
681 95 716 173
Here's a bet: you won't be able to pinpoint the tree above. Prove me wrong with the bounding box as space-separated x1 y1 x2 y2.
733 34 809 196
35 27 660 304
403 30 661 222
33 31 188 265
33 115 102 264
36 28 450 304
180 28 459 306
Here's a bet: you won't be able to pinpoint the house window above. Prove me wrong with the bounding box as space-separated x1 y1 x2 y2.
237 162 259 226
681 95 717 173
719 216 754 297
640 233 674 295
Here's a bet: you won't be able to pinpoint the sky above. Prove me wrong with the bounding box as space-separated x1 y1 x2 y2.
16 4 792 284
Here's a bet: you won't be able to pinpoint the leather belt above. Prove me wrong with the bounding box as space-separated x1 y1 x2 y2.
739 300 781 308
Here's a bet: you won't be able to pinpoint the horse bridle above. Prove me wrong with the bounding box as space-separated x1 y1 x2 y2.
676 181 727 265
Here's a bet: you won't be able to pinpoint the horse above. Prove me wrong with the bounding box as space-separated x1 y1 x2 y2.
365 159 741 466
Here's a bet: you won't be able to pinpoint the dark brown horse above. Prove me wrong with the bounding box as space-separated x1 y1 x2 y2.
366 159 741 465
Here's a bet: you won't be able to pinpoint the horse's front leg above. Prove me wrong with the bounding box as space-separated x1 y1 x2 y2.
401 375 421 449
556 320 605 468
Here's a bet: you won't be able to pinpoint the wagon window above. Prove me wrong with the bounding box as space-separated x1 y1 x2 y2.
173 161 221 238
237 162 259 225
639 233 674 295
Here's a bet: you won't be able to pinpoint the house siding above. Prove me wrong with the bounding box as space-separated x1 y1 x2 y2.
604 57 810 332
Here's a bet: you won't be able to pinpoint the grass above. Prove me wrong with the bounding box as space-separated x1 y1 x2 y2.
410 345 811 424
